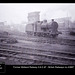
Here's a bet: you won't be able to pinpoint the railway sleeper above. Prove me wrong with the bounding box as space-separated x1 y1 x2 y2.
0 45 75 59
0 44 75 56
0 53 70 65
0 51 75 65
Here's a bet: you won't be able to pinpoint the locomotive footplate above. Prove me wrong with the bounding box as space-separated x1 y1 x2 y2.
34 32 59 38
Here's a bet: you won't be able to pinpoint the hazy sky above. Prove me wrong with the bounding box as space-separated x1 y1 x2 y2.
0 3 75 24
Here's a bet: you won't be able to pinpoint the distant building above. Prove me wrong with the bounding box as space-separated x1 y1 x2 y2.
28 12 40 23
0 21 11 31
55 17 71 28
0 22 5 30
0 22 4 26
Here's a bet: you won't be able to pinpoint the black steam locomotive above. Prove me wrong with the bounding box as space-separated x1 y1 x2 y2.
26 20 62 38
25 12 62 38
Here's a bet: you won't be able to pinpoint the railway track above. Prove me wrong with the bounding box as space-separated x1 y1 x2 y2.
10 34 75 46
1 33 75 46
0 33 75 65
0 42 75 65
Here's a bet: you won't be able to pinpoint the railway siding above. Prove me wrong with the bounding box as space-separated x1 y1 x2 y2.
0 33 75 65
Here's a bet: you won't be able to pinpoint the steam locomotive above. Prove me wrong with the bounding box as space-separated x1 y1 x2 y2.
26 20 62 38
25 12 62 38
